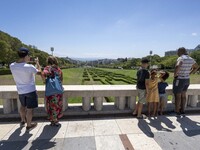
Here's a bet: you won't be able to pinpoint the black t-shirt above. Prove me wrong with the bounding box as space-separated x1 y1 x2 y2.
136 68 149 89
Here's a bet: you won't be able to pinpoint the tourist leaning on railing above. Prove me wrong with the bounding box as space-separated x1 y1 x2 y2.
173 47 199 117
42 56 64 126
132 58 150 119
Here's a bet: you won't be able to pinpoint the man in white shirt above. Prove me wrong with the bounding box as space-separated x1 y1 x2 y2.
10 47 41 132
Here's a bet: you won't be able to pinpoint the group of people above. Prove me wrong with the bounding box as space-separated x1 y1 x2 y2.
10 47 199 132
10 47 63 132
133 47 199 119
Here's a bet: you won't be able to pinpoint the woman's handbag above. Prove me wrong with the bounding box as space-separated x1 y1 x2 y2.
45 68 64 96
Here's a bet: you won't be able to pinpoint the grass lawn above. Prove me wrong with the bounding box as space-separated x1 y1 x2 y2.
1 67 199 85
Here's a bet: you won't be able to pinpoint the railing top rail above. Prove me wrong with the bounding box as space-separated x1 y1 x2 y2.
0 84 199 92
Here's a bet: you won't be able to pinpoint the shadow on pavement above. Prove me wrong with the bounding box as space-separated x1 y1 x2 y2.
29 124 61 150
138 116 176 138
176 116 200 137
0 127 32 150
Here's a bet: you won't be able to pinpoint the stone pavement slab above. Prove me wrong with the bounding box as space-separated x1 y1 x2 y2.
0 114 200 150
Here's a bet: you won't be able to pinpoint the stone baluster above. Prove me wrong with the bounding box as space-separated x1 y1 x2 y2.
82 97 91 111
115 97 119 108
118 96 126 110
3 99 12 114
189 95 198 107
94 97 103 111
62 96 68 111
127 96 136 110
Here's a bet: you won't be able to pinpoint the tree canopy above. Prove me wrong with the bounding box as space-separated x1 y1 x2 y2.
0 30 72 67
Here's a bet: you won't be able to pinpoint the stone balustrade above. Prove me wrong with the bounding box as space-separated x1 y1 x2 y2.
0 85 200 116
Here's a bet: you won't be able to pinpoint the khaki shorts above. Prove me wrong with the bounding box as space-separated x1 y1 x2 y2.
137 89 146 104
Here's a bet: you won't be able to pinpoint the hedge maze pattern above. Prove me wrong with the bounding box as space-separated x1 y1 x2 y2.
82 68 137 85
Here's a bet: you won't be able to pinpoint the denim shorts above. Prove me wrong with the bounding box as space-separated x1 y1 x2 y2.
19 91 38 109
159 93 167 101
173 78 190 94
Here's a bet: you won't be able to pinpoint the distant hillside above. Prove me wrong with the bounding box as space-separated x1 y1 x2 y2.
0 30 72 67
165 45 200 56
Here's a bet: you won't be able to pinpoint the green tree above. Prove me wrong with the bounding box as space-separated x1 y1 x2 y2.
190 50 200 65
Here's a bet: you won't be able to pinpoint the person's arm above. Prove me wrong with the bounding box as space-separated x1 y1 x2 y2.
190 63 199 75
34 57 41 75
145 71 150 94
174 60 182 78
145 79 149 95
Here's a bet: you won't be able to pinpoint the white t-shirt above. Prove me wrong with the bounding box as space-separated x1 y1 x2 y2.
10 62 38 94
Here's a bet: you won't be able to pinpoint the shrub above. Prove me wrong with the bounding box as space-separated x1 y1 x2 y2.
0 68 11 75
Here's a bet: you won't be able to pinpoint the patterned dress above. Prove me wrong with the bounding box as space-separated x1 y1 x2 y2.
43 66 63 121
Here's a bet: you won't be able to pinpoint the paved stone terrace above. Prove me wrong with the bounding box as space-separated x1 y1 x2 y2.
0 114 200 150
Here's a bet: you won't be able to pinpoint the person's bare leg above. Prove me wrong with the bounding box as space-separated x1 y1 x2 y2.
26 109 33 127
147 102 151 117
174 93 181 113
181 91 187 113
133 103 139 115
160 99 164 115
20 106 26 122
153 102 158 116
137 102 143 117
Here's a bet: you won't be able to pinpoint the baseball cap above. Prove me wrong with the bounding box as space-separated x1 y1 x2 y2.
18 47 30 56
141 57 150 63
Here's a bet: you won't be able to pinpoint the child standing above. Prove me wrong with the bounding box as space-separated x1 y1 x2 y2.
158 71 169 115
133 58 150 119
146 69 159 117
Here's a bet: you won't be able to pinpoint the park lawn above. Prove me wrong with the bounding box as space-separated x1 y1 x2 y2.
1 67 199 85
62 68 84 85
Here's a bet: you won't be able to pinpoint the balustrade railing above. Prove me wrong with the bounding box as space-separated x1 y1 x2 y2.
0 85 200 116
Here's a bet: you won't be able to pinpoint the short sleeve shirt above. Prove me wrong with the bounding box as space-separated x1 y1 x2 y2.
10 62 38 94
176 55 196 79
136 68 149 90
158 82 168 94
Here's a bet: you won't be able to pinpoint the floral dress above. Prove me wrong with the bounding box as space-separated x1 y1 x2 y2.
43 66 63 121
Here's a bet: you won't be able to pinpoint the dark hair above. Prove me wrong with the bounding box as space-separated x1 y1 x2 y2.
177 47 188 55
141 57 149 64
17 50 29 58
150 69 157 75
162 71 169 81
47 56 58 66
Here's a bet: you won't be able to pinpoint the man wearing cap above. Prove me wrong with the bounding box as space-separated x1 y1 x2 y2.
173 47 199 116
10 47 41 131
133 58 150 119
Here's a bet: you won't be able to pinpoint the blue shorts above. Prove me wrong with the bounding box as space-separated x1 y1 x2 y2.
19 91 38 109
173 78 190 94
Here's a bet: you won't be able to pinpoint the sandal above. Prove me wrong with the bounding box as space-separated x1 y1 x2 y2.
137 114 147 119
50 121 60 127
26 122 37 132
132 112 137 116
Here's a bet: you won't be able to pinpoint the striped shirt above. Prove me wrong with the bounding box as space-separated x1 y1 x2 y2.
176 55 196 79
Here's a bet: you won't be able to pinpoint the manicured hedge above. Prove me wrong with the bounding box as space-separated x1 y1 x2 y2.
0 69 11 75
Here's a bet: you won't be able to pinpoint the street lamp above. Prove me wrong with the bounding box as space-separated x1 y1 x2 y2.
50 47 54 56
150 50 153 69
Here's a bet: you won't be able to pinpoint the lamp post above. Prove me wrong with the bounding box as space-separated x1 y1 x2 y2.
150 50 153 69
50 47 54 56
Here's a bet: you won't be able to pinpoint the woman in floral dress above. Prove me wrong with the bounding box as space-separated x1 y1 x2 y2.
42 56 63 126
